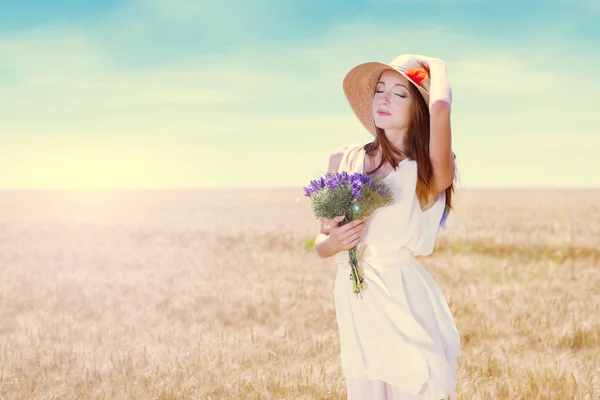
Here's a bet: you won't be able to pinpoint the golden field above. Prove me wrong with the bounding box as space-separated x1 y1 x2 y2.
0 188 599 400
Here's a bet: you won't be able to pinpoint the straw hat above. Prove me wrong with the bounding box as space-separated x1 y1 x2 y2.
343 54 431 137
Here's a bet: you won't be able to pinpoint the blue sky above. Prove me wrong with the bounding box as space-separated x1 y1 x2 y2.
1 0 599 189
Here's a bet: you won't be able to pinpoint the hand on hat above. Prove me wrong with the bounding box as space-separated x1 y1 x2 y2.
403 54 445 69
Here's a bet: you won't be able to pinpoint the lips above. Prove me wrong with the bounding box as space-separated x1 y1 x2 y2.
376 109 391 116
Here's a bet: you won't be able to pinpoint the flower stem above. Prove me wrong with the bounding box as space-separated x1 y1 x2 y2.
348 246 366 298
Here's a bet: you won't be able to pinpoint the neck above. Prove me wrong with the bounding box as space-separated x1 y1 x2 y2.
383 128 407 153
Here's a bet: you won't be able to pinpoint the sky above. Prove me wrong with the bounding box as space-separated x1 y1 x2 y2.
0 0 599 189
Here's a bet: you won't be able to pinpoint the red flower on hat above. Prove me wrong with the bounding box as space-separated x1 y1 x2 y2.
405 67 429 86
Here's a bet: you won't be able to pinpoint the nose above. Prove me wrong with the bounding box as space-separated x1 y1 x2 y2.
379 91 391 106
379 97 390 107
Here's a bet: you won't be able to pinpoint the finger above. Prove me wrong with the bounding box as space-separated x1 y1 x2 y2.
344 235 362 250
331 217 346 231
343 230 362 247
354 217 367 226
345 219 366 234
349 236 362 249
339 218 360 232
354 218 367 229
348 230 362 243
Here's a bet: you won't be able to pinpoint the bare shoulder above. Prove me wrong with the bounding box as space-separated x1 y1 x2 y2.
327 145 350 174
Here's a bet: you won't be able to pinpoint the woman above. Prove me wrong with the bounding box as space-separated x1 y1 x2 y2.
313 54 462 400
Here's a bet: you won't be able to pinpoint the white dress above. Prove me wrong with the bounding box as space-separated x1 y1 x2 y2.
333 144 462 400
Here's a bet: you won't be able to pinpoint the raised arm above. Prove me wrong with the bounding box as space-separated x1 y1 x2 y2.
424 57 456 197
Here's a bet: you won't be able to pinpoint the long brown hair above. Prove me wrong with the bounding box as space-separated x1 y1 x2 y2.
362 67 458 222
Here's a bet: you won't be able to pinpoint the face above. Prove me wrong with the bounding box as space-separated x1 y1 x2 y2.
372 69 413 134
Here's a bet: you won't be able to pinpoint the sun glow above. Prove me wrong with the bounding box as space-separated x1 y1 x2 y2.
3 144 192 190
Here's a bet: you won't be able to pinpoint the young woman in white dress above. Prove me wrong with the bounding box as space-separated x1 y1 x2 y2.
313 54 461 400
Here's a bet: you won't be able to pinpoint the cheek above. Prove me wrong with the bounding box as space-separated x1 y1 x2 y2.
392 99 411 118
373 95 384 108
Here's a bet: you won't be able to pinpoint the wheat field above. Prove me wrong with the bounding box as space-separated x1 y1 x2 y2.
0 188 598 399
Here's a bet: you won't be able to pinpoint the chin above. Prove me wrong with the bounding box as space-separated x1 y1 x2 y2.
374 120 394 130
374 116 405 130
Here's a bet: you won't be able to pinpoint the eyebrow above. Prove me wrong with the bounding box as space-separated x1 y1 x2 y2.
377 81 408 89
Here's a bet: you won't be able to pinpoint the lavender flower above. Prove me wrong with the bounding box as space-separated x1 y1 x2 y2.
440 204 450 229
303 170 395 299
325 174 340 189
351 178 364 189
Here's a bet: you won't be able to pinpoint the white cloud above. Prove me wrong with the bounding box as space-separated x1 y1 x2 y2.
0 27 102 73
553 0 600 13
98 0 277 44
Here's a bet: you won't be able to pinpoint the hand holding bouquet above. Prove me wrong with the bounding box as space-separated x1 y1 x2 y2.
304 171 394 298
322 215 367 254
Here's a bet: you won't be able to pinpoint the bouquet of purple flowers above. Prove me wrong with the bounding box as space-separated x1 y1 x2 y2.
304 171 394 298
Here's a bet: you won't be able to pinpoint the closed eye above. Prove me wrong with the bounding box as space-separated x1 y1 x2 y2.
375 90 406 98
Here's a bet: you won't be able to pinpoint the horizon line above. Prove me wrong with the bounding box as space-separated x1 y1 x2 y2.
0 186 598 191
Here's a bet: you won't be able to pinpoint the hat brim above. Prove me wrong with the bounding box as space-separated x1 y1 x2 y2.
343 61 430 137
